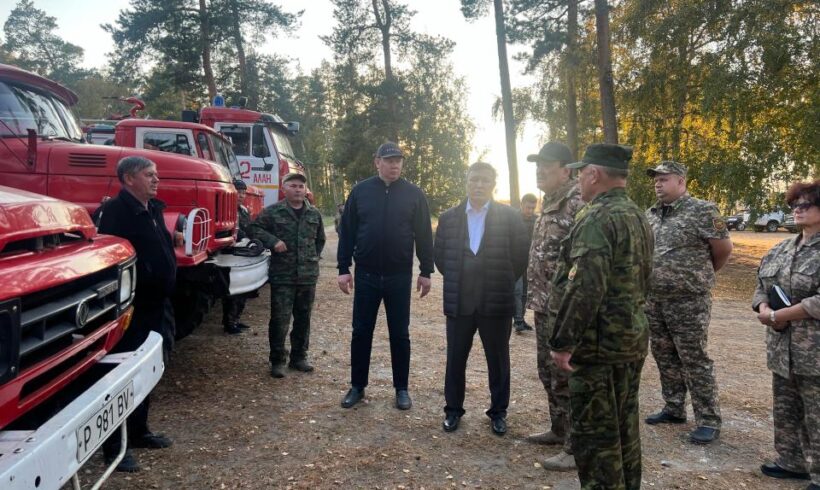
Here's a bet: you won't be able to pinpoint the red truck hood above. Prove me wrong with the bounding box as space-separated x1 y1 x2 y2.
0 185 96 252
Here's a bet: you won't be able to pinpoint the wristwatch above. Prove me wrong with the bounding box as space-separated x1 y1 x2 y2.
769 310 777 323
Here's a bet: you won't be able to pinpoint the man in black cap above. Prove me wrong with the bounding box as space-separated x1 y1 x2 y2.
524 142 585 472
337 141 434 410
548 144 654 489
250 172 325 378
222 179 253 335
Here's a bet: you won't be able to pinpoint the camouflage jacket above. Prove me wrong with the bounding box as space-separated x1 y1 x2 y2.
237 204 251 240
527 180 584 313
548 188 654 364
250 201 326 285
646 194 729 297
753 232 820 377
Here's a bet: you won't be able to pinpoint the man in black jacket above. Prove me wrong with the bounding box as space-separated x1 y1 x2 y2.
97 156 175 472
337 142 434 410
434 162 529 435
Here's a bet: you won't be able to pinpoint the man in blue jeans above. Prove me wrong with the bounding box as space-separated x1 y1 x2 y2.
337 142 435 410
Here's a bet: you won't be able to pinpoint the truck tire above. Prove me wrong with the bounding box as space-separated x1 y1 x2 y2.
766 221 779 232
736 223 746 231
173 287 211 339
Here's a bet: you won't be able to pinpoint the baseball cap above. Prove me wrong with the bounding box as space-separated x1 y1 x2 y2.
526 142 573 165
646 161 687 178
375 142 404 158
566 144 633 170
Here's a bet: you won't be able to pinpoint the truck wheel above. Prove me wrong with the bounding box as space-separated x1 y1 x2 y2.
173 288 211 339
766 221 779 232
736 223 746 231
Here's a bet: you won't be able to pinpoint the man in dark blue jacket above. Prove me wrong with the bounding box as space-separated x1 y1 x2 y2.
337 142 434 410
434 162 529 435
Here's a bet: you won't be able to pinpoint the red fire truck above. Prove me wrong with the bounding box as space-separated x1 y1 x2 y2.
0 64 270 338
0 185 164 489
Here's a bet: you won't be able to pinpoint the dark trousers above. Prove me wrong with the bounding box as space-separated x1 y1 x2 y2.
350 271 412 390
444 314 512 419
268 284 316 366
222 294 247 327
102 296 173 457
570 360 645 490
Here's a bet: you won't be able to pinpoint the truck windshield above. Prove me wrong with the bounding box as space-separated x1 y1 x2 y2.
209 133 242 178
0 81 83 141
267 126 297 160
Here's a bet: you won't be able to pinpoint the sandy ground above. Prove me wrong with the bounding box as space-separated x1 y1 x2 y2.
75 230 811 490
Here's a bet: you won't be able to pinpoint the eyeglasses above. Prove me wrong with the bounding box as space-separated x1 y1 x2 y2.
789 202 814 212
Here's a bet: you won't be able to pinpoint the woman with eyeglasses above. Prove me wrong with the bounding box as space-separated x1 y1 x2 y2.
752 180 820 489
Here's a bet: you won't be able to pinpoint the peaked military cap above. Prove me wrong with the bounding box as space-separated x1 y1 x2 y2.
282 172 307 184
566 143 633 170
527 142 573 165
375 141 404 158
646 160 687 178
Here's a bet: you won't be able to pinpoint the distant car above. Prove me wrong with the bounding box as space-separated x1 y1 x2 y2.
783 214 799 233
753 211 785 232
726 214 747 231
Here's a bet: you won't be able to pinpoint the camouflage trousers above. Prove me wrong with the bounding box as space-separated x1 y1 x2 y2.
570 359 645 490
269 284 316 366
647 295 722 428
534 312 572 453
772 372 820 485
221 294 247 327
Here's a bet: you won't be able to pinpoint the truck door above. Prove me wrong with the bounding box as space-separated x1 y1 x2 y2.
217 123 279 206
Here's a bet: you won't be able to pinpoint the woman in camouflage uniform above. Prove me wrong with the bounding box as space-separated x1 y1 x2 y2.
753 180 820 490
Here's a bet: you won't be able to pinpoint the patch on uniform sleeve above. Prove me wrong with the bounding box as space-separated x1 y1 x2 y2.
568 263 578 281
713 217 727 232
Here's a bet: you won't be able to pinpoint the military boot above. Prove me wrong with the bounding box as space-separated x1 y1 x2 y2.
526 430 564 445
540 451 576 472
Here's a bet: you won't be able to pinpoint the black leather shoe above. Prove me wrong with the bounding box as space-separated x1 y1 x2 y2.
645 411 686 425
224 324 242 335
270 364 286 378
396 390 412 410
442 414 460 432
522 321 534 331
236 322 252 330
289 359 314 372
130 432 173 449
760 462 810 480
491 417 507 435
105 449 140 473
689 426 719 444
805 483 820 490
341 387 364 408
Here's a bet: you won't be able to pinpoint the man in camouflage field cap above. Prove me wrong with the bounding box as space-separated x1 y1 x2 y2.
548 143 654 489
643 161 733 444
250 172 326 378
523 141 584 472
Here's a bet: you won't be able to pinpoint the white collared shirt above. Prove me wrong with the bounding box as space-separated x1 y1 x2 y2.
465 199 490 254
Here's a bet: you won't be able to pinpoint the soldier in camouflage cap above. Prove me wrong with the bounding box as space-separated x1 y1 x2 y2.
222 179 253 335
548 143 654 489
250 172 326 378
753 180 820 488
643 160 733 445
523 142 584 472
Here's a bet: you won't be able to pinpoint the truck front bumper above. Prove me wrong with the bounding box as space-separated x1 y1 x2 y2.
0 332 164 490
206 248 270 296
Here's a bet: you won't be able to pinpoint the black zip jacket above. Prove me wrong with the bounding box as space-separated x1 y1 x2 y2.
97 189 177 300
337 176 434 277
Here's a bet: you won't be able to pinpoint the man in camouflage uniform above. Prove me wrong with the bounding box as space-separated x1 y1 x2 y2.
523 142 584 472
752 182 820 488
644 161 733 445
548 144 654 490
222 179 252 335
250 173 326 378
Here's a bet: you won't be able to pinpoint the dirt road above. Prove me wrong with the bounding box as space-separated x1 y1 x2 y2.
82 230 806 489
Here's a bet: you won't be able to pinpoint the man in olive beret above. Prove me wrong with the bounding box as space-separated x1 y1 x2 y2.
548 143 654 489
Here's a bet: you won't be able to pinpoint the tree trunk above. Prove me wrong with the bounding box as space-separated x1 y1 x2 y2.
493 0 520 208
565 0 579 159
594 0 618 144
199 0 217 100
373 0 399 143
228 0 252 108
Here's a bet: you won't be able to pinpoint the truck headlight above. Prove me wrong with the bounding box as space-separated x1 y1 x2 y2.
119 266 135 304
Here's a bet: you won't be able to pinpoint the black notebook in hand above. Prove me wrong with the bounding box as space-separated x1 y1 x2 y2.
768 285 792 311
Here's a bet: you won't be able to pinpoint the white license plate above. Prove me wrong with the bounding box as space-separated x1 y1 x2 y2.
75 381 135 463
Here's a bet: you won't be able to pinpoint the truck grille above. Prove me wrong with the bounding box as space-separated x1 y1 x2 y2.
18 264 123 370
68 152 107 167
213 189 237 232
